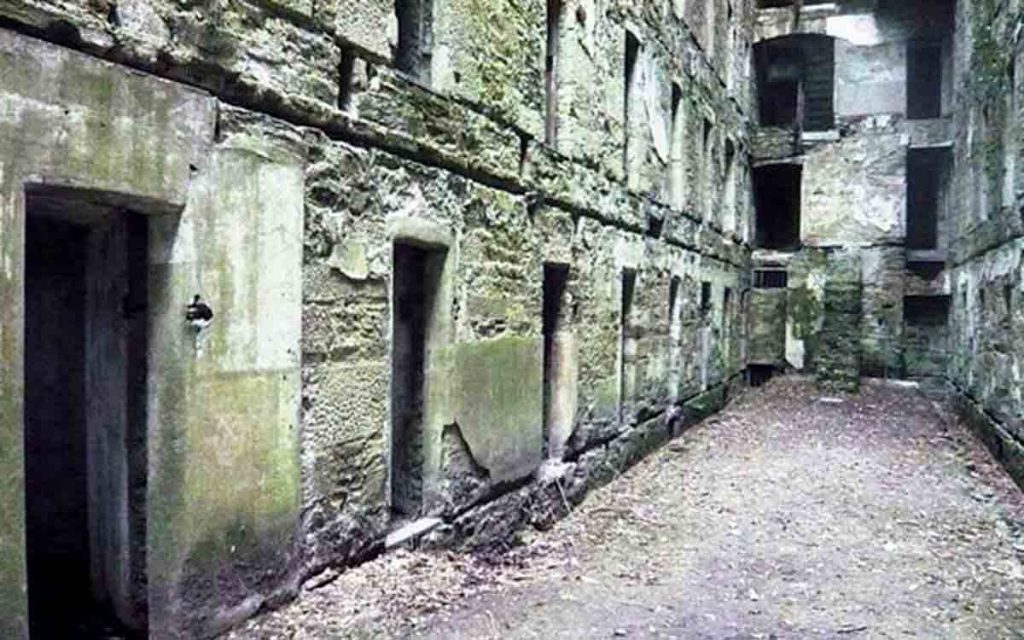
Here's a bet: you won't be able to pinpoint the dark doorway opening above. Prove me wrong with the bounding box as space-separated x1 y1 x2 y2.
906 147 949 250
24 198 149 639
391 242 446 519
907 40 943 119
542 264 570 458
902 295 951 378
748 364 776 387
754 164 802 250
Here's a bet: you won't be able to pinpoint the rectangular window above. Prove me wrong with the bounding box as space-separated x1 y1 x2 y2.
753 163 802 249
907 40 943 119
544 0 561 146
754 269 788 289
395 0 433 82
624 31 641 176
700 281 713 316
670 83 685 209
906 147 948 250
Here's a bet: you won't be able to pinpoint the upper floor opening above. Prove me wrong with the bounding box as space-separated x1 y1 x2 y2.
754 34 835 132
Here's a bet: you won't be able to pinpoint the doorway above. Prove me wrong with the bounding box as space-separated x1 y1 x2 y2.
24 194 149 639
390 242 447 520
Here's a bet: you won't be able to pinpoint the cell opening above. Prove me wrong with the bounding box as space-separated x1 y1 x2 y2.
24 195 150 639
542 264 571 459
906 147 949 251
390 242 446 519
907 40 943 119
753 163 802 250
619 269 637 422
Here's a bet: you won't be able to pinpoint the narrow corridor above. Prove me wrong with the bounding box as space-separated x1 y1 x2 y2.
231 378 1024 639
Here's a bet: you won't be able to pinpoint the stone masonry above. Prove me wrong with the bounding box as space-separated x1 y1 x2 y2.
1 0 1023 638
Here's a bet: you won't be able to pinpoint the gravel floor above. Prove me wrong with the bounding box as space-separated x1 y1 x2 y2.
228 377 1024 639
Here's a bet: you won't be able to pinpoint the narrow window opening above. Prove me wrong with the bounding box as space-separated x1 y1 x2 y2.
753 163 802 250
754 269 788 289
906 148 946 250
338 49 356 112
624 31 641 176
1004 57 1017 208
394 0 433 82
670 83 685 209
700 281 713 317
668 276 683 399
391 242 446 520
723 140 737 233
24 197 150 638
545 0 562 147
907 40 943 119
619 269 637 422
543 264 571 460
703 119 715 221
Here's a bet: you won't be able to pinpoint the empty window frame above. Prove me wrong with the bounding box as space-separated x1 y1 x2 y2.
906 147 950 250
545 0 562 146
907 40 943 119
754 269 788 289
754 35 835 131
753 163 801 250
700 281 713 316
670 83 685 208
904 295 951 326
723 139 737 233
394 0 433 82
624 31 641 176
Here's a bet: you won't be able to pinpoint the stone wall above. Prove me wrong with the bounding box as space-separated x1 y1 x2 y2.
947 0 1024 487
749 0 955 390
0 0 754 637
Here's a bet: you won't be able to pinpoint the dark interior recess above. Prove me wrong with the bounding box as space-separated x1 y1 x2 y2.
542 264 570 453
754 269 788 289
700 281 713 315
25 202 149 639
619 269 637 420
391 242 445 519
754 163 802 250
907 40 943 119
545 0 561 146
755 35 835 131
906 147 948 250
748 364 776 387
903 295 951 325
394 0 433 81
623 30 640 170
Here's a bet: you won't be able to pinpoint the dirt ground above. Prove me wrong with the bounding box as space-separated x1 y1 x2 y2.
227 378 1024 639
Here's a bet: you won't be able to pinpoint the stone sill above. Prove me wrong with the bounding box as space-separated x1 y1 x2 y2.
906 249 948 263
